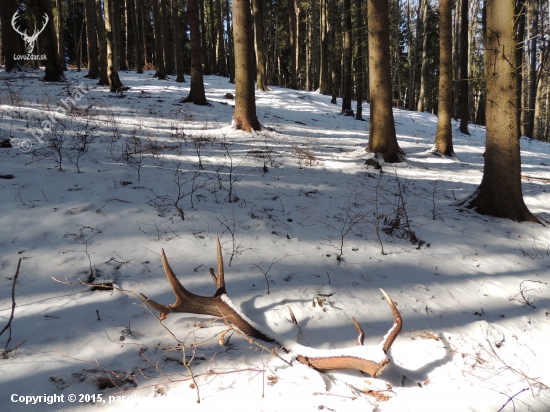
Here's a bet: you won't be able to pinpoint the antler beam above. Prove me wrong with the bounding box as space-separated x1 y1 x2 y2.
141 237 402 378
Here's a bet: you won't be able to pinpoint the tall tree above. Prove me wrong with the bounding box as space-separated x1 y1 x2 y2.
458 0 469 134
465 0 538 223
318 0 330 94
417 0 428 111
0 0 20 72
182 0 207 104
288 0 297 89
232 0 261 131
516 0 526 135
226 0 234 82
131 0 143 73
365 0 403 162
161 0 174 73
33 0 64 80
104 0 124 90
341 0 352 114
252 0 269 90
95 0 109 85
199 0 210 74
84 0 100 78
434 0 454 156
525 0 539 138
216 0 227 76
117 0 129 70
355 0 364 120
56 0 67 70
172 0 184 81
151 0 166 79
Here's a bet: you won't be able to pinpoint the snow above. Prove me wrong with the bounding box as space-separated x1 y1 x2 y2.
0 68 549 411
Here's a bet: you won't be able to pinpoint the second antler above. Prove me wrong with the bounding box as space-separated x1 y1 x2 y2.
141 237 402 378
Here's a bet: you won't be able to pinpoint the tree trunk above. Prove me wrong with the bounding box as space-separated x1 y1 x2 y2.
288 0 297 89
55 0 67 70
452 2 459 119
516 0 526 136
434 0 453 156
318 0 330 94
525 0 539 138
330 0 337 104
226 0 234 82
151 0 166 79
232 0 261 131
341 0 352 113
172 0 184 81
216 0 227 76
406 0 414 110
533 45 548 139
0 0 21 72
209 0 216 73
366 0 402 162
84 0 99 78
117 0 129 70
199 0 210 74
131 0 143 73
183 0 208 104
140 0 148 64
95 0 109 84
417 0 428 111
252 0 269 90
104 0 124 90
355 0 363 120
32 0 64 80
160 0 174 73
458 0 469 134
295 1 300 87
466 0 538 223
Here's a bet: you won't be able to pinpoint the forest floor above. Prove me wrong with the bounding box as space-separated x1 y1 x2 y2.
0 68 549 411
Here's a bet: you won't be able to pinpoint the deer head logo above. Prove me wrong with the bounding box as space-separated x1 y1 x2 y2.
11 11 49 54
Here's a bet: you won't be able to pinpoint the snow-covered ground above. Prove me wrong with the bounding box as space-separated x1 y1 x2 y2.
0 68 549 411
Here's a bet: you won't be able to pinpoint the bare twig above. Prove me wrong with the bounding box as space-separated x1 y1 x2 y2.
1 259 22 349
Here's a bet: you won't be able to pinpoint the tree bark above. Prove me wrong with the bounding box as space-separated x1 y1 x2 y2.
118 0 129 70
199 0 210 74
466 0 538 223
0 0 21 72
330 0 337 104
182 0 208 104
406 0 414 110
232 0 261 131
209 0 216 73
84 0 99 78
525 0 539 138
434 0 454 156
365 0 402 162
417 0 428 111
32 0 64 80
342 0 352 114
216 0 227 76
95 0 109 85
56 0 67 70
318 0 330 94
131 0 143 73
252 0 269 90
104 0 124 90
140 0 148 64
172 0 184 81
288 0 297 89
151 0 166 79
160 0 174 74
516 0 526 136
355 0 364 120
458 0 469 134
226 0 234 82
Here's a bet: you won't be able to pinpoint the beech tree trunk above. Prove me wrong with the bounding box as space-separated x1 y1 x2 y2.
466 0 539 223
151 0 166 79
365 0 402 162
104 0 124 90
341 0 352 114
84 0 99 78
232 0 261 131
252 0 269 91
95 0 109 85
182 0 207 105
172 0 184 81
434 0 454 156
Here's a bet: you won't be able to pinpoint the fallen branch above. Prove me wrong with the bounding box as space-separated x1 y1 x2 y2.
1 259 22 350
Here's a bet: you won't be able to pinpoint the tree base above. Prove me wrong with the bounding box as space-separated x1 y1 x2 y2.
465 190 541 224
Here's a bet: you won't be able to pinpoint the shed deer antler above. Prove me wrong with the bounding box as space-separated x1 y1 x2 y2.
141 237 402 377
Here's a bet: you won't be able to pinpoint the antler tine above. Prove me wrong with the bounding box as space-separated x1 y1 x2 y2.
11 11 27 37
141 248 204 316
213 236 226 294
379 289 402 353
352 317 365 346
